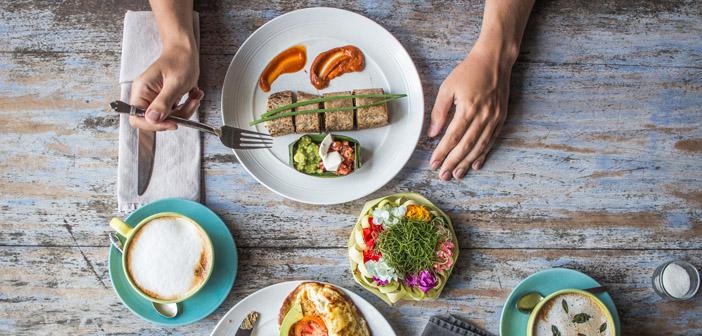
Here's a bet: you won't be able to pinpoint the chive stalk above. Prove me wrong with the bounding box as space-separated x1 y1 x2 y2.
250 95 405 126
260 93 407 119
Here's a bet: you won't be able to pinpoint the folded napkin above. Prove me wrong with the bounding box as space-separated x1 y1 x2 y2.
117 10 201 211
422 315 492 336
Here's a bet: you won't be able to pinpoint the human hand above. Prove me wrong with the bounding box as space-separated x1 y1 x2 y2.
129 44 203 131
428 44 514 180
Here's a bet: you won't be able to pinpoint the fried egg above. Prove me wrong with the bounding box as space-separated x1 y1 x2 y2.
279 282 371 336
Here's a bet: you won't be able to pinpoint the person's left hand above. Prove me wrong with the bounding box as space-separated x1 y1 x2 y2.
427 45 513 180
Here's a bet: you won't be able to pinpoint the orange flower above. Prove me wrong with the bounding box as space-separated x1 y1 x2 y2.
406 205 431 222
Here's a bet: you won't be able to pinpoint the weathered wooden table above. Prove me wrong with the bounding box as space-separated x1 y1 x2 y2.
1 1 701 335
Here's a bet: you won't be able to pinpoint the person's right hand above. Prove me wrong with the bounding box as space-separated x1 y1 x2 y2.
129 44 203 131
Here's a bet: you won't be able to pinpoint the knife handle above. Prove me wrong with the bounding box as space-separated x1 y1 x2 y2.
110 101 219 136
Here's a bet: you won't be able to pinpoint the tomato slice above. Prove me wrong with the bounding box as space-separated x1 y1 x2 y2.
292 316 328 336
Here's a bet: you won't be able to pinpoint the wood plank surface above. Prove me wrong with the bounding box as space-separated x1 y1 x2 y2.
1 0 700 335
2 247 701 335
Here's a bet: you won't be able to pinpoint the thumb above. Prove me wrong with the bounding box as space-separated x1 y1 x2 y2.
146 82 183 123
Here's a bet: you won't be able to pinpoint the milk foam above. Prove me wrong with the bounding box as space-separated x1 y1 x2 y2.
534 293 611 336
127 216 209 300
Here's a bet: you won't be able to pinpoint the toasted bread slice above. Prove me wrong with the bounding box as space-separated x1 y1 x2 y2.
266 91 295 136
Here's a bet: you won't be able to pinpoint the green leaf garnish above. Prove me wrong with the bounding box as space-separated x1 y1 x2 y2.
572 313 592 323
578 334 586 336
600 322 607 332
562 298 569 314
376 218 439 274
551 325 561 336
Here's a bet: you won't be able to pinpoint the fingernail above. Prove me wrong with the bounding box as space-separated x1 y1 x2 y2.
472 160 483 170
440 170 451 181
428 125 438 137
146 110 161 122
454 168 466 179
431 160 440 170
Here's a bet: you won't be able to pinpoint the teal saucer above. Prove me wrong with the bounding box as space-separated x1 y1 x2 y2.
108 198 237 326
500 268 620 336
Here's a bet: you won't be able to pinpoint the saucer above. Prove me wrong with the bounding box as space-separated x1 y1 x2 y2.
108 198 237 326
499 268 621 336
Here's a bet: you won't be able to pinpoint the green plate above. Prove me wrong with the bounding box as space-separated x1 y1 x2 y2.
108 198 237 326
500 268 620 336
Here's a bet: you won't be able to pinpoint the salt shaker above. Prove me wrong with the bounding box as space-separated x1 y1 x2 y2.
652 260 700 300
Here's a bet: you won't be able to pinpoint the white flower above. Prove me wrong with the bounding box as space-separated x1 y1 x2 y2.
372 208 390 225
364 258 399 282
391 205 407 218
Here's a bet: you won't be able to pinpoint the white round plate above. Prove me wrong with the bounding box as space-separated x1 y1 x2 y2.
221 7 424 205
210 281 396 336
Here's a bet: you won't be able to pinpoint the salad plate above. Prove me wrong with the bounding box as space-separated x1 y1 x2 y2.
221 7 423 204
210 281 396 336
348 192 458 304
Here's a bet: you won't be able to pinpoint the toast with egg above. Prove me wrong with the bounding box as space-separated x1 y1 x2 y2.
278 282 371 336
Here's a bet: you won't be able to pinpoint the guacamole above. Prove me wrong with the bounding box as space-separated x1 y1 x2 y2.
293 136 323 174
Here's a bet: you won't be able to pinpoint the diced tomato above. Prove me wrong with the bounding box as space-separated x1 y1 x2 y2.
337 163 350 175
330 141 342 151
341 146 354 160
342 141 349 146
292 316 328 336
318 161 325 171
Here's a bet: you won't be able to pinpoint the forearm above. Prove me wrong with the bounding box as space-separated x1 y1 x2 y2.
149 0 196 52
474 0 534 67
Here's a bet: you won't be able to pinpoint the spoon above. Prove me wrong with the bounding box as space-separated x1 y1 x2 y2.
108 232 180 318
152 302 179 318
108 232 124 253
516 286 608 314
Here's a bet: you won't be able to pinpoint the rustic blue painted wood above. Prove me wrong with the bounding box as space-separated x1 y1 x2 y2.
0 0 700 335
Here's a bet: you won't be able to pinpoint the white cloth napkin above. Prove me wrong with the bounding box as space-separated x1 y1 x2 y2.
117 10 201 211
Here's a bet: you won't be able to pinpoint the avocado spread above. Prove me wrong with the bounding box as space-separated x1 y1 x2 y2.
293 136 322 174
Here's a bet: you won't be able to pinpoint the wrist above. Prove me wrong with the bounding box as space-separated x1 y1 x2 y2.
472 37 520 70
162 31 197 56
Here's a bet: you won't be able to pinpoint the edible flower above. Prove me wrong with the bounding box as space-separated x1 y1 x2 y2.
404 270 437 293
433 241 455 273
417 270 437 293
404 273 418 288
372 208 390 225
391 205 407 218
406 205 431 222
372 276 390 286
365 258 399 284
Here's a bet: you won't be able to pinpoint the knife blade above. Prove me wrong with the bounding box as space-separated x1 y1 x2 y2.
137 129 156 196
235 311 259 336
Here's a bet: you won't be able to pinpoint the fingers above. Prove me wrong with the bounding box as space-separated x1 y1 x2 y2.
128 115 177 131
428 83 454 138
472 117 504 171
146 81 183 123
451 117 495 179
430 104 476 172
172 88 204 119
439 110 489 180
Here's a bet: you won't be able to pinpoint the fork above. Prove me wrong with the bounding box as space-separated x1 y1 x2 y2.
109 101 272 150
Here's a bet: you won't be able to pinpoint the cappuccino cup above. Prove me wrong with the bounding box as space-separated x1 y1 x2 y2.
109 212 214 304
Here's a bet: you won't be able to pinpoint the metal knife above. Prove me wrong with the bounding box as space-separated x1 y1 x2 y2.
235 311 259 336
137 129 155 196
108 101 156 195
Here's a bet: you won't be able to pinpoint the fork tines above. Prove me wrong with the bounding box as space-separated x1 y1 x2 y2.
225 126 273 150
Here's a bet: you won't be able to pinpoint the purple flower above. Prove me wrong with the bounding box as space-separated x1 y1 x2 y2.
417 270 437 293
372 276 389 286
404 273 418 288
